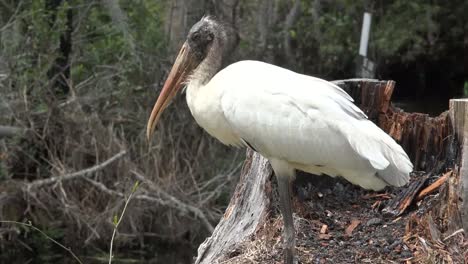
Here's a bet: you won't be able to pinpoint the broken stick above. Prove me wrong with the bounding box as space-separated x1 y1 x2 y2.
416 171 452 201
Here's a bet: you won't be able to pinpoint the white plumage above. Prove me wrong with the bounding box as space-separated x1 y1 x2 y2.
147 17 413 264
186 60 412 191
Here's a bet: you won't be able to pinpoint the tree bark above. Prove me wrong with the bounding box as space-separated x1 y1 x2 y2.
448 99 468 230
195 149 273 264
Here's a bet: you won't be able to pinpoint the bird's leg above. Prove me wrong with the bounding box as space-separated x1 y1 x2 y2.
269 158 296 264
270 159 296 264
276 173 296 264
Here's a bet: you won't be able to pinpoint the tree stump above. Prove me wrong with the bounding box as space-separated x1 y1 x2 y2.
195 150 273 264
195 79 466 264
449 99 468 230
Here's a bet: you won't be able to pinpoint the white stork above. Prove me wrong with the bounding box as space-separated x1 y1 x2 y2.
146 17 413 264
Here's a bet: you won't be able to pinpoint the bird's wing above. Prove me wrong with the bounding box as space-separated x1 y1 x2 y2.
217 61 412 186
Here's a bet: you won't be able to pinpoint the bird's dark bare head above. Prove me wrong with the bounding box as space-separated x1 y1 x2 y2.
187 16 239 64
146 16 238 139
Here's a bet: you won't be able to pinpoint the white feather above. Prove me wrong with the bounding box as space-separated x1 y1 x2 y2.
186 60 413 190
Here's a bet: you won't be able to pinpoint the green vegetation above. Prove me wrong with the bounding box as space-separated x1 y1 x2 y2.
0 0 465 262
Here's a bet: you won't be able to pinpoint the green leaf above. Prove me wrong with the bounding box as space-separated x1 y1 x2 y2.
113 215 118 226
289 30 297 39
132 181 140 193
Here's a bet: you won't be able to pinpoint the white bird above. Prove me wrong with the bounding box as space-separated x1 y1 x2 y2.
146 17 413 264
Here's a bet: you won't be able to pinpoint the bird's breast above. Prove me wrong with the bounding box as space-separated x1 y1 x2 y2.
186 81 241 147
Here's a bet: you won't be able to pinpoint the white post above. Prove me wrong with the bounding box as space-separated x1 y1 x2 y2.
357 12 374 78
359 12 372 57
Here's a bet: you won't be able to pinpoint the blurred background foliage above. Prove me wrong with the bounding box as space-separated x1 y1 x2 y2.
0 0 466 262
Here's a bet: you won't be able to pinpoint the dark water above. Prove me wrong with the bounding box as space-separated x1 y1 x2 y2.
392 97 449 117
0 245 193 264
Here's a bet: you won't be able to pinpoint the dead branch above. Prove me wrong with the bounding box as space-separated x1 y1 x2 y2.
131 170 214 232
0 125 26 138
85 176 214 232
383 175 427 216
84 178 126 198
85 177 169 206
25 150 127 189
443 228 465 241
416 171 452 201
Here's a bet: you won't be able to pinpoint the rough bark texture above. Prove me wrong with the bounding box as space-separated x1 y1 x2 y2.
195 150 273 264
195 79 466 263
335 79 454 172
381 109 453 172
449 99 468 231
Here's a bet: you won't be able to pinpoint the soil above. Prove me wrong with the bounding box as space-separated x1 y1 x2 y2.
220 171 457 264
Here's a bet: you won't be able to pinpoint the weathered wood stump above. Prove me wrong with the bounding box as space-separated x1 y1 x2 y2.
195 150 273 264
195 79 466 264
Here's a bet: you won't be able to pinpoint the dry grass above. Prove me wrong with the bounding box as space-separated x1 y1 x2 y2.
0 66 242 256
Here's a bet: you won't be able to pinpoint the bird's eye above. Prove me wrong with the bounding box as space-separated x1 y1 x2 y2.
192 33 200 41
207 33 214 41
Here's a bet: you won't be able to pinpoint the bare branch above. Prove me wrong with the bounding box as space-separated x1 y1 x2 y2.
131 170 214 232
25 150 127 189
84 175 214 233
0 125 26 138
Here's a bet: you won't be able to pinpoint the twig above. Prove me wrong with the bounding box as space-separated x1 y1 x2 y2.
131 170 214 232
0 220 83 264
416 170 452 201
194 160 242 194
383 175 427 216
108 181 139 264
81 165 214 232
84 177 216 238
26 150 127 189
443 228 465 241
84 178 190 208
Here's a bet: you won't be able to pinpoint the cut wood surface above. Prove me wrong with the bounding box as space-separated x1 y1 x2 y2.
194 79 466 263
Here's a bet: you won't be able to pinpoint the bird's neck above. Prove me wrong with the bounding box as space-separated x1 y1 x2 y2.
188 40 223 89
188 23 239 90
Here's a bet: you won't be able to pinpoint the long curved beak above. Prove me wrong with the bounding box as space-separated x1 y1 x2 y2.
146 42 198 140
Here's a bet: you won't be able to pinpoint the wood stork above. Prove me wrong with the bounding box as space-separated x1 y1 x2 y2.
146 16 413 264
